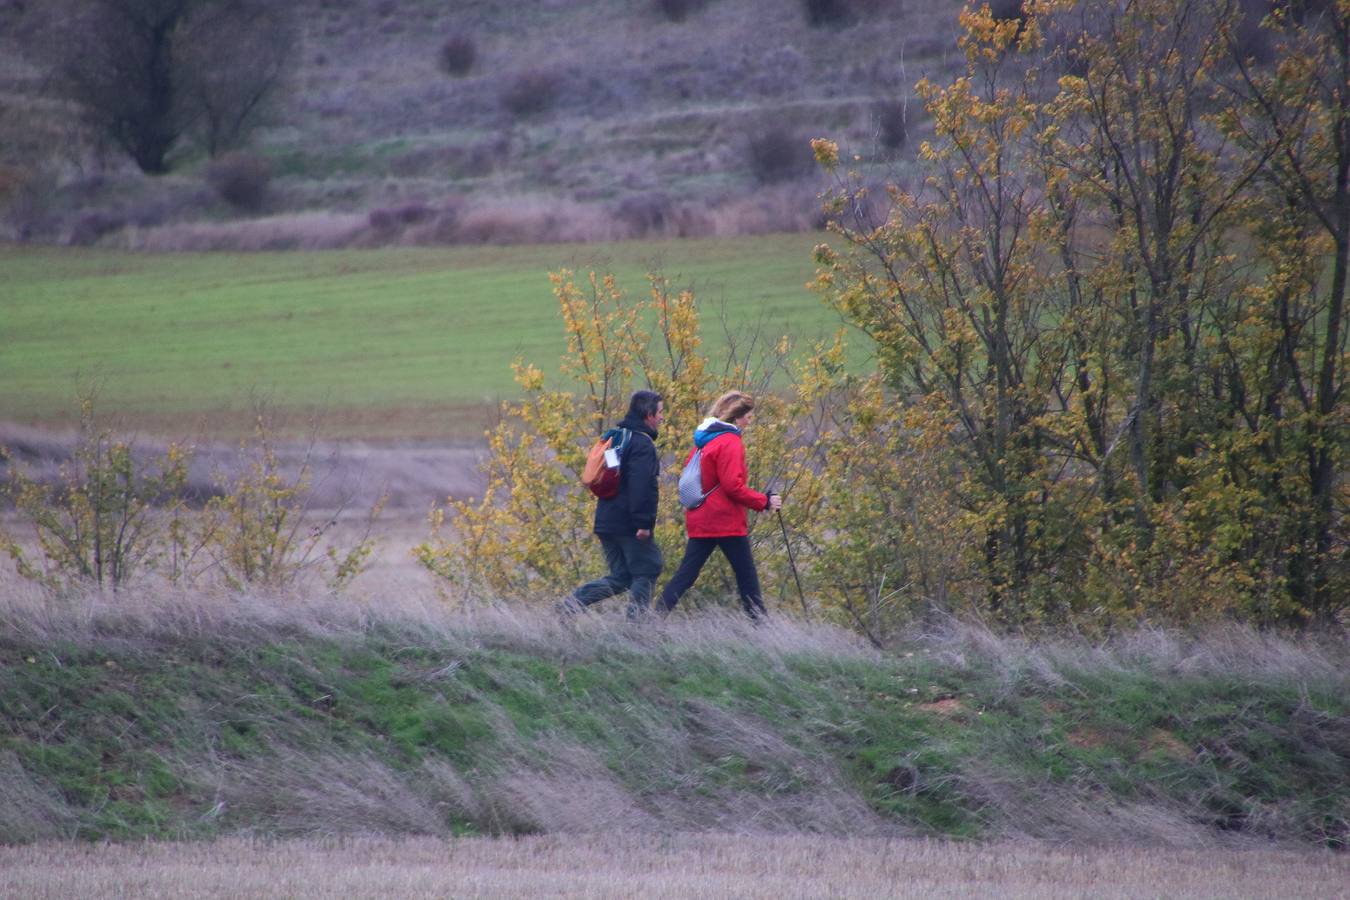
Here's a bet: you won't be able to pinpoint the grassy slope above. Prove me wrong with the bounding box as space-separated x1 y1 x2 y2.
1 593 1345 849
0 233 834 436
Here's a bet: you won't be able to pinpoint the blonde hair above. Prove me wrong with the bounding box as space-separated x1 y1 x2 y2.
709 391 754 423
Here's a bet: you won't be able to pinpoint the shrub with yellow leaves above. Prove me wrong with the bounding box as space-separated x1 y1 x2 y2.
416 269 835 616
2 397 382 594
1 397 188 592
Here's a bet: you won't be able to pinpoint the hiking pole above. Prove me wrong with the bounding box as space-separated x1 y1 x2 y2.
776 506 809 617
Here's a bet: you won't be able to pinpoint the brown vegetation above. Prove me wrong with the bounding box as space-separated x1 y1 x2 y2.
499 69 559 119
656 0 707 24
747 127 818 184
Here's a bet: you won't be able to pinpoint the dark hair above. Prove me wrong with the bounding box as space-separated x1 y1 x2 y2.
627 390 663 420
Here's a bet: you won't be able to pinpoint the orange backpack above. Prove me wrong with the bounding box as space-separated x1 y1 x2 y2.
580 428 629 499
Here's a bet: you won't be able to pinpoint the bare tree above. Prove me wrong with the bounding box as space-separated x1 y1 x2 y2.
177 0 296 157
40 0 295 174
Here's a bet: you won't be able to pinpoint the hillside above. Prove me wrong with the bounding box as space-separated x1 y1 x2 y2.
0 0 966 249
2 585 1346 849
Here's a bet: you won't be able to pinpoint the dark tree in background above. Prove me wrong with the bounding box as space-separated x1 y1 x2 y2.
42 0 295 174
177 1 296 157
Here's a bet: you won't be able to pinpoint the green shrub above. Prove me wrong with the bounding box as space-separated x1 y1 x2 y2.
803 0 853 27
872 99 908 154
1 398 380 593
500 69 558 118
194 411 382 591
655 0 704 22
438 32 477 77
205 151 272 211
747 128 815 184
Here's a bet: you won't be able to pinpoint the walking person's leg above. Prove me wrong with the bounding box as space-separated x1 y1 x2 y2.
571 535 632 608
616 534 664 620
717 536 766 619
657 538 718 614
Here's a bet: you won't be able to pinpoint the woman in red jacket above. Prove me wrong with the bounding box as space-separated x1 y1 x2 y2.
657 391 783 619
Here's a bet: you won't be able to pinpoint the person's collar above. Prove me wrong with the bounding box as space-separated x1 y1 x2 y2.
619 414 658 438
693 417 739 447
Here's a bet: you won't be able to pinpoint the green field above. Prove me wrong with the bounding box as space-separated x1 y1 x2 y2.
0 234 837 437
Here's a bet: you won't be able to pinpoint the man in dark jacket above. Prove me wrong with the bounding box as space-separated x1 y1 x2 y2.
566 390 665 619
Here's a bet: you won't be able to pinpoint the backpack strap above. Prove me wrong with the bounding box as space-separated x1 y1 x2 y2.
620 427 656 458
600 427 630 454
700 445 723 500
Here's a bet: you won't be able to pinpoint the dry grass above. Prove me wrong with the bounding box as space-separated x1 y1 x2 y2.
0 578 895 843
93 187 831 249
912 615 1349 689
0 751 78 844
120 212 369 252
1 578 1344 850
0 572 1341 709
1 833 1346 899
0 553 871 654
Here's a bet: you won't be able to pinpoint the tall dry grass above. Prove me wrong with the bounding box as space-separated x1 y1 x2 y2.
7 579 1337 691
2 577 1345 849
911 614 1349 689
1 833 1346 899
0 575 874 659
906 616 1350 847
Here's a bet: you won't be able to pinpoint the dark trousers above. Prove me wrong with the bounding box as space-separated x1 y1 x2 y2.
573 534 663 618
658 535 765 619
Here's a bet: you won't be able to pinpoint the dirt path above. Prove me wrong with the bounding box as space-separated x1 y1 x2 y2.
0 421 489 511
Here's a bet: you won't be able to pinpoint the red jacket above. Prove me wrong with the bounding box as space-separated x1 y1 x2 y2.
683 430 770 538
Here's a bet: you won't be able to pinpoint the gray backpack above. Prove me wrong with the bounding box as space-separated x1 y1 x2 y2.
677 447 718 509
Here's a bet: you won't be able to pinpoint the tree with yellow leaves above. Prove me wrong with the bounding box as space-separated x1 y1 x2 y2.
815 0 1345 626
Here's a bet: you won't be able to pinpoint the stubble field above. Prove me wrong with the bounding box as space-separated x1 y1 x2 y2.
3 833 1346 899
